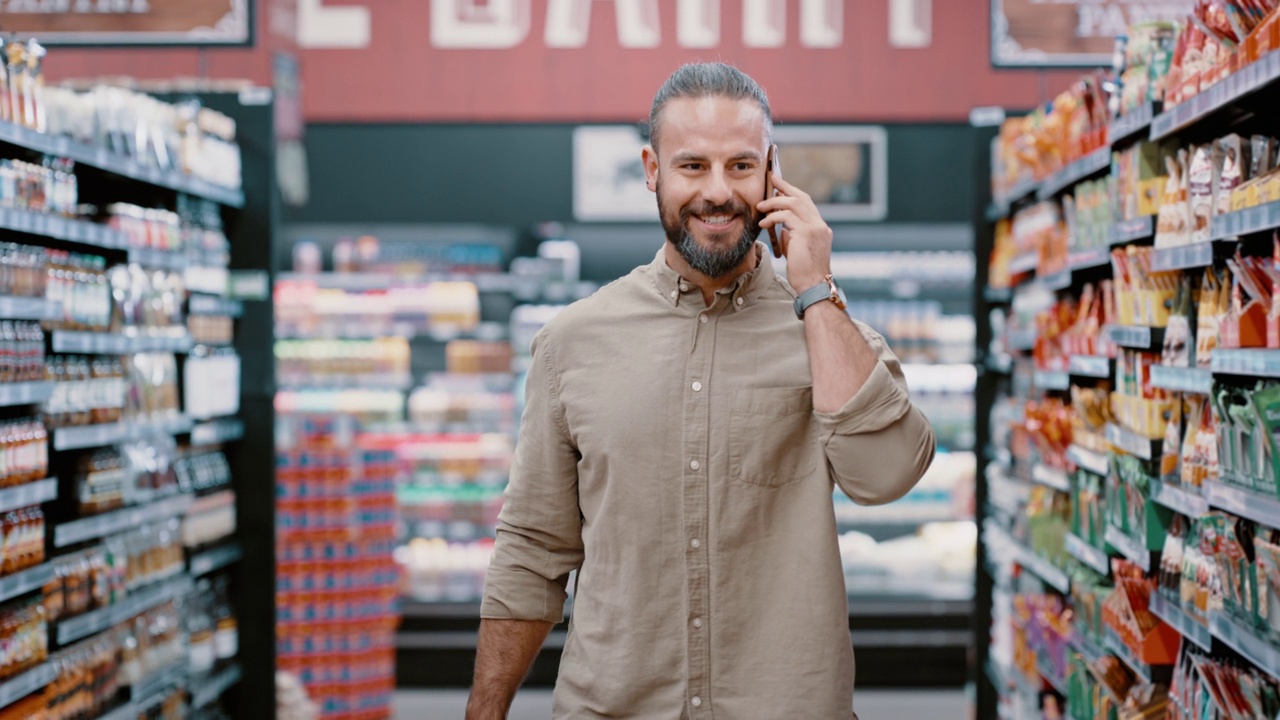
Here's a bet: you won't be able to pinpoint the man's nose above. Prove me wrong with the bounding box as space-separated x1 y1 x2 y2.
699 169 733 207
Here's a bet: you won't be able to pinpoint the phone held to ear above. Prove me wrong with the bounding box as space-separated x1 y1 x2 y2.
764 144 783 258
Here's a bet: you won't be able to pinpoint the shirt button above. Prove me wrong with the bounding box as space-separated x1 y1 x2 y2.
699 314 708 323
691 381 702 392
691 697 702 708
689 460 700 471
736 297 745 306
692 617 703 629
670 290 678 299
690 538 701 549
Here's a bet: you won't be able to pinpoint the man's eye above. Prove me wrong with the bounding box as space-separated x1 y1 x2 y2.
682 163 703 170
734 163 751 171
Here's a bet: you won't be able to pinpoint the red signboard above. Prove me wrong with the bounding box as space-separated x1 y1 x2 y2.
45 0 1081 124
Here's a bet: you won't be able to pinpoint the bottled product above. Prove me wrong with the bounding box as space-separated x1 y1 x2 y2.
0 595 48 681
73 448 128 516
0 505 43 575
0 243 46 298
0 417 47 487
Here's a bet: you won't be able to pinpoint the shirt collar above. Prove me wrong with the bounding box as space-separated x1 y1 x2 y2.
651 242 774 311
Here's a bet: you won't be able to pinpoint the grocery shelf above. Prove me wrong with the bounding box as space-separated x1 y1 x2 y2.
1031 465 1071 492
1038 146 1111 200
1068 444 1109 476
54 492 194 548
1106 324 1164 351
0 662 56 712
0 206 127 251
1068 246 1112 272
0 121 244 208
1038 268 1071 291
56 573 194 645
1070 634 1109 667
0 478 56 515
986 354 1013 374
1104 524 1151 573
190 543 242 578
1150 480 1209 518
1014 542 1071 593
129 248 188 271
984 286 1013 303
1150 242 1218 271
1068 355 1111 378
189 417 245 447
1065 532 1110 576
99 701 140 720
1149 593 1211 652
1211 199 1280 241
275 373 415 391
1150 50 1280 140
1150 365 1213 394
0 381 54 408
189 294 245 318
992 180 1039 219
1108 103 1156 146
1110 216 1155 245
0 562 54 605
1033 369 1070 391
1105 423 1159 461
1210 612 1280 679
191 663 242 710
1009 253 1039 275
1206 481 1280 530
1007 329 1037 352
130 664 187 709
51 330 195 355
0 296 59 321
53 414 195 451
1211 349 1280 377
1104 626 1162 684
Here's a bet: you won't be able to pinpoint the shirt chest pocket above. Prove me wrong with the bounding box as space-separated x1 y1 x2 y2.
728 387 818 488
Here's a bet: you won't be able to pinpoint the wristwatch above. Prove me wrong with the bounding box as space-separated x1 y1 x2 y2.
793 274 847 319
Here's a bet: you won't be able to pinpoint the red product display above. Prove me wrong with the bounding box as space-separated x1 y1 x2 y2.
276 414 400 720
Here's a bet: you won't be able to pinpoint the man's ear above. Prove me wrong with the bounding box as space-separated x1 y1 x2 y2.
642 144 659 193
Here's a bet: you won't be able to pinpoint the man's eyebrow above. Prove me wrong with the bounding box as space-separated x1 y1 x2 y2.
669 151 763 164
727 152 763 163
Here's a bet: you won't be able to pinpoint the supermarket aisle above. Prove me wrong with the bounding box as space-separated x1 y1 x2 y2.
393 688 971 719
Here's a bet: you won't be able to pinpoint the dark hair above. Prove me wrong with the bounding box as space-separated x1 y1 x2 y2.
648 63 772 151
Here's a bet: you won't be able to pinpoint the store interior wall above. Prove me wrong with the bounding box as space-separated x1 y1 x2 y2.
280 122 980 281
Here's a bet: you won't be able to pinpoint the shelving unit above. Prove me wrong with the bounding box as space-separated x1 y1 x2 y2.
975 41 1280 720
0 88 266 718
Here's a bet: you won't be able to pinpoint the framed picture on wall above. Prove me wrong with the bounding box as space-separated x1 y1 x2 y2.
573 126 659 222
773 125 888 222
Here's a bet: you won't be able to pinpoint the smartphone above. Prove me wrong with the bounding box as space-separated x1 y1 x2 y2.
764 144 783 258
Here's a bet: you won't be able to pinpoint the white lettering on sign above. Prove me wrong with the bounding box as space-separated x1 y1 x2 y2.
545 0 662 48
1077 3 1189 38
744 0 841 48
1 0 149 10
432 0 530 49
297 0 371 48
889 0 931 49
677 0 719 48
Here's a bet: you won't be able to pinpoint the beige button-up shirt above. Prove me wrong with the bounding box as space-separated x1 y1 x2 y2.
482 244 936 719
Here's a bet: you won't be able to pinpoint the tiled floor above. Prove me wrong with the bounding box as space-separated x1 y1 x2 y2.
393 687 971 719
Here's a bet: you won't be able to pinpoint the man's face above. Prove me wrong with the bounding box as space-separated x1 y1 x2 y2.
644 96 769 278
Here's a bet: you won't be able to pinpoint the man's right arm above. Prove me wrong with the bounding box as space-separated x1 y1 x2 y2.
465 619 554 719
471 329 584 716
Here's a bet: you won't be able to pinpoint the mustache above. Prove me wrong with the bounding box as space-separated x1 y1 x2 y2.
680 201 751 220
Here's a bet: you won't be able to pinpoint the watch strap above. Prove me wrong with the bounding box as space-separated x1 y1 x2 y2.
793 280 833 319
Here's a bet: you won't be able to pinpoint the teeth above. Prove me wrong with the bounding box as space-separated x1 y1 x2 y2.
701 215 732 225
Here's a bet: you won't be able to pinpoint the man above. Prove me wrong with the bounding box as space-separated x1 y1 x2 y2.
468 63 936 719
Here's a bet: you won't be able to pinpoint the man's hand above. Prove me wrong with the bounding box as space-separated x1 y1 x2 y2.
756 171 834 292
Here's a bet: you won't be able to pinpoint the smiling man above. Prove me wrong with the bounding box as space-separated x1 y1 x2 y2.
466 63 936 720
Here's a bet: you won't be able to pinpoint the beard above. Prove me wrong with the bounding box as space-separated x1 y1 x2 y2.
657 181 762 279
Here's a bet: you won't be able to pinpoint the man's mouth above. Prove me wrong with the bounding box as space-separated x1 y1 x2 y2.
693 214 739 232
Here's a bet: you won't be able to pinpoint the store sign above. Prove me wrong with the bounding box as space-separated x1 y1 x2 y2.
0 0 252 46
992 0 1192 67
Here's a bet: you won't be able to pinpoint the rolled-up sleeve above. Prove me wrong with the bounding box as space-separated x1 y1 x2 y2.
816 323 936 506
481 329 584 624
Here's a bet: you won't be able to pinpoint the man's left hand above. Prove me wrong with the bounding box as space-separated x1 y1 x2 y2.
756 172 834 292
